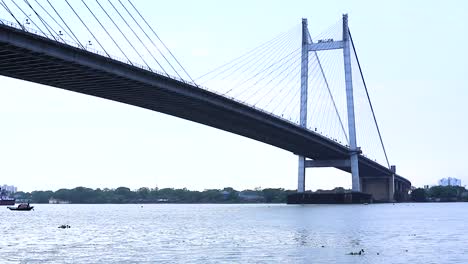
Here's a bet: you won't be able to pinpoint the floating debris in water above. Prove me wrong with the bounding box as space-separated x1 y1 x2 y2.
348 249 365 255
58 225 71 229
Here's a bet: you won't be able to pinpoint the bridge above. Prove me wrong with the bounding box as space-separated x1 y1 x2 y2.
0 1 410 202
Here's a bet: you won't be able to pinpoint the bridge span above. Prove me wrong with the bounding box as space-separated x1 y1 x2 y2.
0 18 410 201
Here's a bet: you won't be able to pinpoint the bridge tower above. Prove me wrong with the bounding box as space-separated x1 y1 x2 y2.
297 18 309 193
297 14 361 192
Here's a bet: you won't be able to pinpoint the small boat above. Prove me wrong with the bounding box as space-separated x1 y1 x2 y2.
0 197 15 206
0 187 15 206
8 203 34 211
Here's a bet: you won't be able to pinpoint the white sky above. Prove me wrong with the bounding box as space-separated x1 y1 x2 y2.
1 0 467 191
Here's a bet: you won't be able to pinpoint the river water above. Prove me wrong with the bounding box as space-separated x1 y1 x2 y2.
0 203 466 263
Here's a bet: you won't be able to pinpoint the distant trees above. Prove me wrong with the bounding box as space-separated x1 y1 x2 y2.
262 188 288 203
427 186 459 200
31 190 53 203
410 186 468 202
427 185 467 201
137 187 150 199
410 188 427 202
22 185 468 204
14 186 296 204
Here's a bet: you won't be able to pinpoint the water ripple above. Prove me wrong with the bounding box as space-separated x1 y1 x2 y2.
1 203 467 263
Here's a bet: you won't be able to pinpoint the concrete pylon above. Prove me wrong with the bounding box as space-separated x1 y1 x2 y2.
297 18 309 193
342 14 360 191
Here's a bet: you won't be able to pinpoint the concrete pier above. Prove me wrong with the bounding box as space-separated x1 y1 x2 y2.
361 177 393 202
287 192 372 204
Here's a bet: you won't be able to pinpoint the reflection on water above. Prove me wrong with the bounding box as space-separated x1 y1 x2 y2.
0 203 467 263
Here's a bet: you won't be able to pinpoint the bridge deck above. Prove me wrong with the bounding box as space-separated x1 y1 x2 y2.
0 24 410 186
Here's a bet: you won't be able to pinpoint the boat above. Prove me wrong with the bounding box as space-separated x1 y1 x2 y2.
0 197 15 206
8 203 34 211
0 188 15 206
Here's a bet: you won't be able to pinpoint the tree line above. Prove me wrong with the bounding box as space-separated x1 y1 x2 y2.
411 185 468 202
13 187 296 204
17 185 464 204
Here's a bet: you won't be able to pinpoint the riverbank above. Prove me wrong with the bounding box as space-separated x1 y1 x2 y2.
13 186 295 204
14 185 468 204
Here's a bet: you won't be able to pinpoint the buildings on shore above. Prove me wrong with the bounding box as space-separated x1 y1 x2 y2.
1 184 17 194
48 198 71 204
438 177 462 187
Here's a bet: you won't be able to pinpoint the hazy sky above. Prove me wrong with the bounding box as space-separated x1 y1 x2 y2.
0 0 467 192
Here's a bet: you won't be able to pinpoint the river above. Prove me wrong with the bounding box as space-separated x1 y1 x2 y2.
0 203 466 263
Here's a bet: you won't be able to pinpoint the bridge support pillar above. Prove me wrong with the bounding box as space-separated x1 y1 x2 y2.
389 165 396 201
393 175 411 202
361 177 392 202
298 156 305 192
297 18 310 193
342 14 360 192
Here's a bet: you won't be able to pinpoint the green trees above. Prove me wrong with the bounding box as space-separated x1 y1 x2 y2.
16 185 468 204
427 186 466 201
410 188 427 202
137 187 150 199
262 188 286 203
428 186 457 199
410 186 468 202
15 187 294 204
31 190 53 203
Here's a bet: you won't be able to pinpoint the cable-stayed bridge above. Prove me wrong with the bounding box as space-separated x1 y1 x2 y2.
0 0 410 202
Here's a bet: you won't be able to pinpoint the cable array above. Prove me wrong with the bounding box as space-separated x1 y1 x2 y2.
197 21 349 146
0 0 194 82
0 4 391 167
197 19 390 167
197 25 301 121
307 49 348 145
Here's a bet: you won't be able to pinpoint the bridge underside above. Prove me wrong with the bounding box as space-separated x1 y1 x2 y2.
0 24 411 194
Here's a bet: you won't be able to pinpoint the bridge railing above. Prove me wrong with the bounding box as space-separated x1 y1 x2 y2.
0 19 197 85
0 20 309 127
